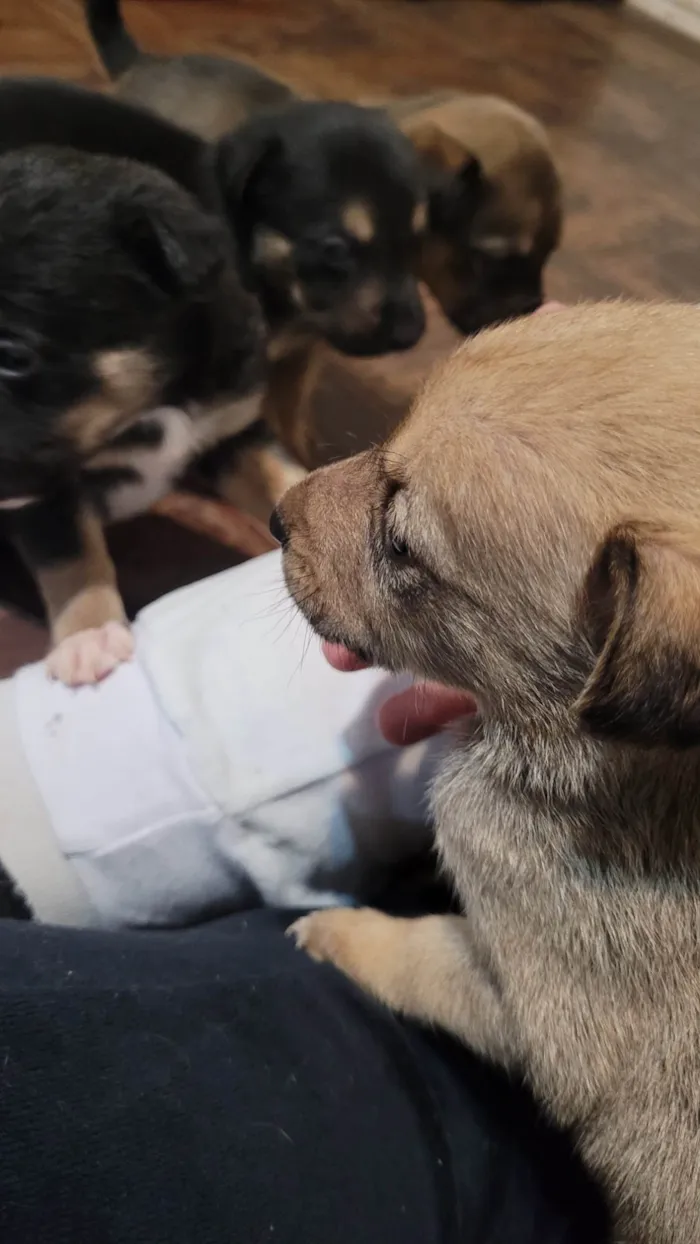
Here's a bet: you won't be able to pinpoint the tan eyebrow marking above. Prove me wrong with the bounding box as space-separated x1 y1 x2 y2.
253 228 294 266
412 201 429 233
341 200 375 243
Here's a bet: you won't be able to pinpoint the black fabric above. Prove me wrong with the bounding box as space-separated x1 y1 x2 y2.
0 912 609 1244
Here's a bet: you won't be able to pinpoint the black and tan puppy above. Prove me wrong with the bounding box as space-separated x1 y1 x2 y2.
0 75 426 471
85 0 430 462
386 92 562 336
86 2 561 342
0 146 264 685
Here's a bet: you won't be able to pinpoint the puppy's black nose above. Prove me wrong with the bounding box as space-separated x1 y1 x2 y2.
269 506 289 547
517 294 543 318
386 299 426 352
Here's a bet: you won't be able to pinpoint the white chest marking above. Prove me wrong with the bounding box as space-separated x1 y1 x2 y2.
0 495 38 511
90 408 198 522
88 393 265 523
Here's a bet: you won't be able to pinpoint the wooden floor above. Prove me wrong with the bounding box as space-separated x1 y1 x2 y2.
2 0 700 670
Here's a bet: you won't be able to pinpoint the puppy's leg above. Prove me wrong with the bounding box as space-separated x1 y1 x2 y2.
262 338 321 469
12 495 133 686
290 909 512 1063
214 420 307 524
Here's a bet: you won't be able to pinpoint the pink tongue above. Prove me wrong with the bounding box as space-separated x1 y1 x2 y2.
322 641 370 672
379 683 477 745
322 640 477 744
320 304 566 730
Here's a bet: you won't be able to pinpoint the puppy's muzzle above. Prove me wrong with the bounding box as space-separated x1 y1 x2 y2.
454 291 543 337
383 295 426 351
331 288 426 357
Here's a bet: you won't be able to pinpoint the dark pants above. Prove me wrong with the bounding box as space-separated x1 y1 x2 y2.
0 912 609 1243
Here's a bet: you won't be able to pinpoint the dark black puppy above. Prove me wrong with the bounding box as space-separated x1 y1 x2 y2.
0 146 264 685
0 75 426 463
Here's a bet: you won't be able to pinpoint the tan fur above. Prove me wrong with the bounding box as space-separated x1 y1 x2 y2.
281 301 700 1244
341 201 376 243
49 379 268 671
412 201 428 234
253 228 294 268
289 281 307 311
59 348 159 452
261 337 322 468
387 92 562 323
324 279 384 338
37 507 125 642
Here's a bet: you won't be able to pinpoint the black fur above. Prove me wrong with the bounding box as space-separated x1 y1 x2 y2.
0 75 426 357
0 146 263 585
86 0 429 356
193 416 273 494
0 78 218 211
0 861 32 920
85 0 139 78
216 101 427 355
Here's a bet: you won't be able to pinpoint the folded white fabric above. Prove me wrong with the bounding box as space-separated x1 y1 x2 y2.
6 552 439 928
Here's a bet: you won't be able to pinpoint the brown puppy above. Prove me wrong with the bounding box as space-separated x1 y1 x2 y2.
278 302 700 1244
387 92 562 336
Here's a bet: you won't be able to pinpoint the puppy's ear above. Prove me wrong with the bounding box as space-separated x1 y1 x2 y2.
114 198 226 299
405 121 483 231
576 521 700 748
214 121 284 240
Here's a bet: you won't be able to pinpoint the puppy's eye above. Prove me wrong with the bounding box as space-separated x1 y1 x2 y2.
386 523 414 563
297 234 353 289
390 534 410 558
321 236 351 266
0 337 37 381
317 236 353 282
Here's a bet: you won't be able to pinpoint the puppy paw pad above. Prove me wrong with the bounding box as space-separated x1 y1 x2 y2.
46 622 134 687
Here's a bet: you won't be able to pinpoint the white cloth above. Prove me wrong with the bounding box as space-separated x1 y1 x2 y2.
0 680 96 926
8 552 440 927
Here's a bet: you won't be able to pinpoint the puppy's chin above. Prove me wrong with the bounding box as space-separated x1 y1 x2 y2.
303 613 375 667
282 560 377 664
320 638 372 671
449 296 543 337
322 327 421 359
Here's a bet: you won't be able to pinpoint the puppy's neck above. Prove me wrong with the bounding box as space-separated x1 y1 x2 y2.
256 280 316 344
452 713 700 879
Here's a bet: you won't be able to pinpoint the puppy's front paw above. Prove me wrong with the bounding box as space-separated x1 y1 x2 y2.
288 908 385 976
46 621 134 687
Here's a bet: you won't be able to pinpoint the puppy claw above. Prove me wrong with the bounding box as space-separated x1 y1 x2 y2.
46 621 134 687
287 909 375 969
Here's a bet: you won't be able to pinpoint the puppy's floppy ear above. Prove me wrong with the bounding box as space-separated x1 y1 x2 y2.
576 521 700 748
214 120 284 241
113 197 227 299
405 121 483 231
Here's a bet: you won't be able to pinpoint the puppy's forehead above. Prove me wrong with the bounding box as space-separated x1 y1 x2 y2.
402 303 659 441
313 117 423 224
393 301 700 526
